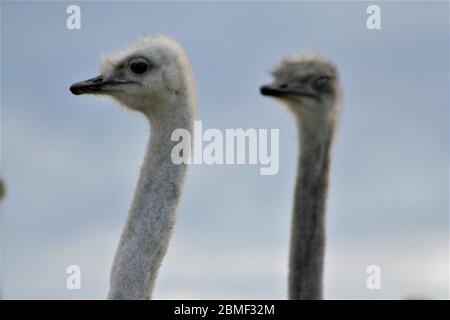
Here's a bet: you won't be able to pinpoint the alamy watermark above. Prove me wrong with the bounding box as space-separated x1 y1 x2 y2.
366 5 381 30
66 5 81 30
66 265 81 290
171 121 279 176
366 265 381 290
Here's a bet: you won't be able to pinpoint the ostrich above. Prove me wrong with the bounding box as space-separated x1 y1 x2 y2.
70 36 196 299
260 54 340 300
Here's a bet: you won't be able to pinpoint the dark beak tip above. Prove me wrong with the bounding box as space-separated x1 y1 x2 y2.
260 85 272 96
69 84 81 95
260 85 281 97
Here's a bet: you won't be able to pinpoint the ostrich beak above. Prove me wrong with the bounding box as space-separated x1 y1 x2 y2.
260 82 318 100
70 75 133 95
260 83 288 97
70 75 109 95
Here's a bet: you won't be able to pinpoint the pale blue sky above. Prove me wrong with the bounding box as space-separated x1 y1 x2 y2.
1 1 448 299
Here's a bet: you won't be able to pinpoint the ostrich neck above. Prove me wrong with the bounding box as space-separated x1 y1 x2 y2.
108 100 193 300
289 115 335 300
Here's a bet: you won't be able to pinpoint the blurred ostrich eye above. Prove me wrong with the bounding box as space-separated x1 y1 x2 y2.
129 59 149 75
312 76 330 90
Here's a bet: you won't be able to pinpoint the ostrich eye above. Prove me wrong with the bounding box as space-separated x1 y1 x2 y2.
129 60 149 75
312 76 330 90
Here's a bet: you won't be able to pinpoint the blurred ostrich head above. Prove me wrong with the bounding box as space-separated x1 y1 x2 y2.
261 53 340 122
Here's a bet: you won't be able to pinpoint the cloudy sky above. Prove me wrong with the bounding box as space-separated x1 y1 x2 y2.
1 1 448 299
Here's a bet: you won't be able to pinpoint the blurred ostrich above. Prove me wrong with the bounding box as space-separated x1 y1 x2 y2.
0 179 4 201
260 54 340 299
70 36 196 299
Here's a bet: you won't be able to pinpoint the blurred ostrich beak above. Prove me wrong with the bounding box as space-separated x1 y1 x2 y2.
260 82 290 97
260 82 318 100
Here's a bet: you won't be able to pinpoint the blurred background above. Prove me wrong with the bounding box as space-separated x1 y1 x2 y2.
1 1 448 299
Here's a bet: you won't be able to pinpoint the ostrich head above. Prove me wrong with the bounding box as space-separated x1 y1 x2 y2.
70 35 195 119
260 54 340 123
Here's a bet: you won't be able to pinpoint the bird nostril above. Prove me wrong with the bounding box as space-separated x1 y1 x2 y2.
92 77 103 83
280 83 288 89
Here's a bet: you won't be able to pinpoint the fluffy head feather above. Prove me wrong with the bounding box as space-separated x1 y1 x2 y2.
261 53 340 122
71 35 196 119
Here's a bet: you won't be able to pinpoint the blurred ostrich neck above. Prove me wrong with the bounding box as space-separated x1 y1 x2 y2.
108 96 193 300
289 113 336 300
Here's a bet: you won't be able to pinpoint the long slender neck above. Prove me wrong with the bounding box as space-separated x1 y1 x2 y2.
108 100 193 300
288 115 335 300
